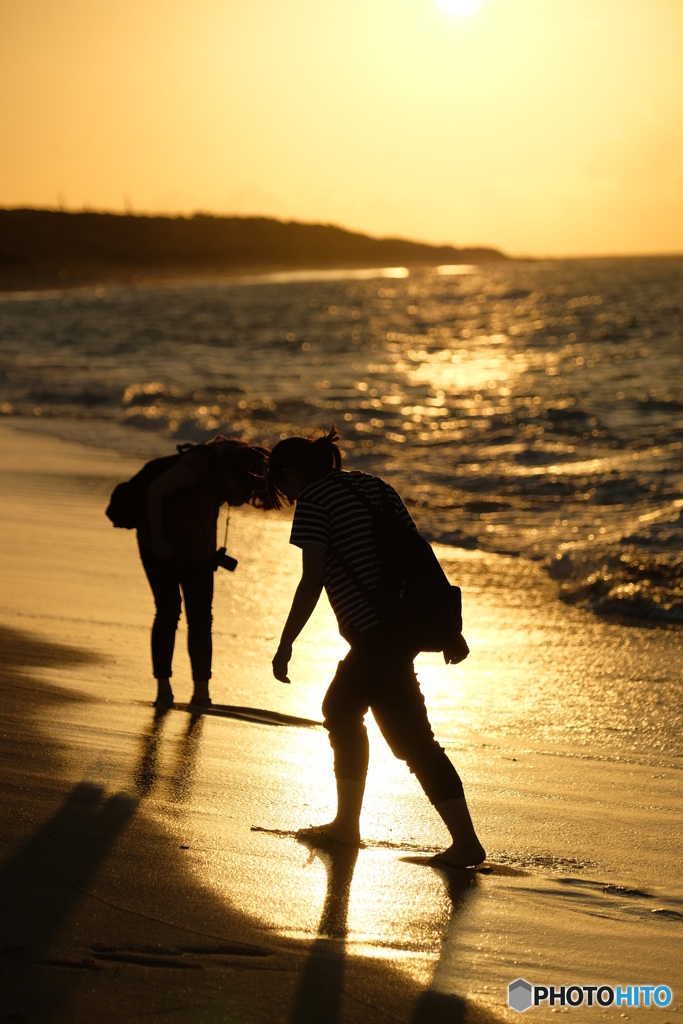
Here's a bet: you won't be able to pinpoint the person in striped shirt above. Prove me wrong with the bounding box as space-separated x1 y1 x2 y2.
268 428 485 869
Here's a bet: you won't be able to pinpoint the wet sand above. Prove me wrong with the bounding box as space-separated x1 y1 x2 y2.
0 422 681 1022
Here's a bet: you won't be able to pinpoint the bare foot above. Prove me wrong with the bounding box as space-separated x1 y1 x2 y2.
296 821 361 848
430 839 486 870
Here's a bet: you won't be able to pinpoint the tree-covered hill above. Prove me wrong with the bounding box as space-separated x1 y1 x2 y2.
0 208 507 289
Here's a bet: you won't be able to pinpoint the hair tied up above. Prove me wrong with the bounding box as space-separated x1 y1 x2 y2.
265 424 343 509
311 425 342 469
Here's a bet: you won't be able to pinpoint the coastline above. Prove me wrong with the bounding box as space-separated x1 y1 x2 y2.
0 207 508 295
0 422 681 1022
4 252 683 297
0 261 494 296
0 423 496 1023
3 253 682 632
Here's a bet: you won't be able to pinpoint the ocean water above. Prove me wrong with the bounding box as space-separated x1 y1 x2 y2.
1 270 682 1017
1 257 682 624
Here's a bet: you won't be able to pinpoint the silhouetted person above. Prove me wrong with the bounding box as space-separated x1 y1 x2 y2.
137 437 268 708
268 428 485 869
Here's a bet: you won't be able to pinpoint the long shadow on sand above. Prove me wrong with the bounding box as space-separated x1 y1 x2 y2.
0 626 137 1020
0 784 138 1022
0 624 507 1023
289 839 359 1024
176 702 323 728
0 782 137 954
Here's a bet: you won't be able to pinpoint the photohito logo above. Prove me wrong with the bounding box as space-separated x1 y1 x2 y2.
508 979 673 1013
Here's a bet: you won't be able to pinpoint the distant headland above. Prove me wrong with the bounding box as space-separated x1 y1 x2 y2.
0 208 507 291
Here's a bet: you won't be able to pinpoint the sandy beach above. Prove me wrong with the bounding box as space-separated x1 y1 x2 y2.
1 421 681 1023
4 0 683 1017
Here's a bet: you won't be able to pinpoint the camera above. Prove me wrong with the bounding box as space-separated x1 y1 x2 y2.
214 547 238 572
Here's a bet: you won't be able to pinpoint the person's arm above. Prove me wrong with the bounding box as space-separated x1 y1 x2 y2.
272 544 327 684
147 450 209 558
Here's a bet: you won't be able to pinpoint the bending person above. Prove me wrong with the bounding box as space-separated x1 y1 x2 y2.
268 428 485 869
138 437 268 708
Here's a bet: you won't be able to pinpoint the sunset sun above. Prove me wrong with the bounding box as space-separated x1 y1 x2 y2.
436 0 483 14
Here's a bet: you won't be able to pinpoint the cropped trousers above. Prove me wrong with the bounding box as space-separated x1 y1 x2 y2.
322 633 464 805
139 543 214 681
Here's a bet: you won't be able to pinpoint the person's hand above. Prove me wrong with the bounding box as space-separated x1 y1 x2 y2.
443 634 470 665
272 643 292 684
152 537 174 559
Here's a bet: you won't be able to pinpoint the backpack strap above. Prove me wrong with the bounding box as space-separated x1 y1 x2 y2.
335 474 416 536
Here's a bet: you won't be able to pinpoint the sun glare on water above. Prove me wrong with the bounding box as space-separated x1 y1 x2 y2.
436 0 483 15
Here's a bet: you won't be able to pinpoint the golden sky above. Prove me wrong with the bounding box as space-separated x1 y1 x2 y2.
1 0 682 256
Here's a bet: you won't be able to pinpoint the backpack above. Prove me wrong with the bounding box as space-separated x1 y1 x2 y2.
330 477 468 660
105 443 215 529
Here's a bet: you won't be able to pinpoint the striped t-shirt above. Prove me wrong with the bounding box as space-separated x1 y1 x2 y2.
289 470 417 639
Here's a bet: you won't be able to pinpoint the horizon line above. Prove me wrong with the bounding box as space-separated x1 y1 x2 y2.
2 204 682 262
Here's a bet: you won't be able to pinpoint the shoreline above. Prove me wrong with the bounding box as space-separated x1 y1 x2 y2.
4 251 683 296
0 207 508 295
5 414 683 635
0 421 680 1021
0 423 506 1024
0 260 499 296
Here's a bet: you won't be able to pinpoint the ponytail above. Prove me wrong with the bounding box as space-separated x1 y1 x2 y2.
311 426 343 471
267 426 342 509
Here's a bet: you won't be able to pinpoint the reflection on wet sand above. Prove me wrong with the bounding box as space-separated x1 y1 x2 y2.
132 706 172 796
288 838 496 1024
3 420 681 1021
133 706 206 803
133 702 320 802
125 700 508 1024
0 621 505 1022
290 839 359 1024
169 712 204 804
0 629 270 1019
410 872 479 1024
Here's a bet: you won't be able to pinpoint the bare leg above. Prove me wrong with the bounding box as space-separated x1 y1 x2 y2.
297 778 365 848
431 797 486 868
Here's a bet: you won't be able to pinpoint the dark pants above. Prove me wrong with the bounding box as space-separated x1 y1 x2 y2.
322 635 464 805
139 543 214 681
